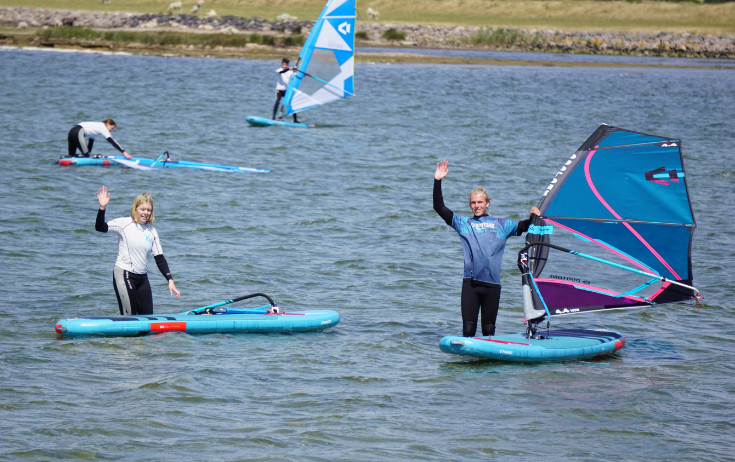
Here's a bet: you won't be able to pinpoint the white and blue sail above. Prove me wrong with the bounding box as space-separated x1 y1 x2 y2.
282 0 356 117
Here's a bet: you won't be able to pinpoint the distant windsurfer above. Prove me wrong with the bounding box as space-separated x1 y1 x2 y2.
272 58 300 123
95 186 180 316
433 160 540 337
67 119 132 159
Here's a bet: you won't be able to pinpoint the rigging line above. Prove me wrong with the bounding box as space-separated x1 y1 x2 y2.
584 147 681 280
542 216 694 227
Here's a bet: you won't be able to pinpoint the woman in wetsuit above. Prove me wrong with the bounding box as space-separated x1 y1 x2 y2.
95 186 180 315
433 160 539 337
68 119 132 159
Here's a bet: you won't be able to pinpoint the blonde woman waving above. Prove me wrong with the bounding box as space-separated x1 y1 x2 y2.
95 186 180 315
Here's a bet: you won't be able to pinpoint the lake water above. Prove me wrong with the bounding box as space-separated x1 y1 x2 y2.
1 46 734 460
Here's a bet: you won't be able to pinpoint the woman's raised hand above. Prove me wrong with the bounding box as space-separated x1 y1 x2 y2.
434 159 449 180
97 186 110 210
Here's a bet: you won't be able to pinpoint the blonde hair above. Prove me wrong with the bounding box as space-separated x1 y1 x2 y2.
131 192 154 223
468 187 491 204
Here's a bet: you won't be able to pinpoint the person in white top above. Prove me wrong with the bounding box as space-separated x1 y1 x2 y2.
95 186 180 315
272 58 300 123
68 119 132 159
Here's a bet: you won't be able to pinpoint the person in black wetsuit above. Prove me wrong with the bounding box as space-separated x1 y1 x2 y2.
67 119 132 158
433 159 540 337
272 58 300 123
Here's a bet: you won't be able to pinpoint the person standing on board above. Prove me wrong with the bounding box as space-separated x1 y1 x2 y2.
95 186 180 315
272 58 300 123
433 159 540 337
67 119 132 159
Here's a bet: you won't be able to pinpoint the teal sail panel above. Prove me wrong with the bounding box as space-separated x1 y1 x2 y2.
283 0 356 116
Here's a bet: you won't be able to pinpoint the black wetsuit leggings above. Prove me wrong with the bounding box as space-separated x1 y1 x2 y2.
461 279 501 337
272 90 298 122
67 125 94 157
113 267 153 316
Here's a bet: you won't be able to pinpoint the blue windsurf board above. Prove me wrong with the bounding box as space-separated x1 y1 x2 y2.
439 329 625 362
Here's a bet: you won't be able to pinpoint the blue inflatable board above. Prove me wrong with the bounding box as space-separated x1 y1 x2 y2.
439 329 625 362
55 309 339 337
245 116 315 128
57 155 269 172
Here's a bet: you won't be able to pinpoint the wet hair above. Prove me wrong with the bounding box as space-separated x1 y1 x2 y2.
103 118 117 128
130 192 155 223
282 58 290 65
468 187 491 204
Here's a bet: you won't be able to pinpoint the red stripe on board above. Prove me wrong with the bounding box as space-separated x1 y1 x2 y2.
475 336 530 346
58 160 72 165
55 324 63 333
614 339 626 351
150 322 187 333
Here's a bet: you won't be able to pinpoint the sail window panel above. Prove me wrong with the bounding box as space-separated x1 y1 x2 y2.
302 49 341 96
552 218 692 282
532 243 664 312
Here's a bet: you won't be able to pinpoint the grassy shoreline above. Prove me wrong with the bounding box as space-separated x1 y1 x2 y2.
2 2 734 64
1 0 734 34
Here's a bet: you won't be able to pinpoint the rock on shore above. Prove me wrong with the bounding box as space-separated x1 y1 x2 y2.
1 6 734 58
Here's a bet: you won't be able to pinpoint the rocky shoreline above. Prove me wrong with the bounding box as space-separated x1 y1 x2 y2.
2 6 734 59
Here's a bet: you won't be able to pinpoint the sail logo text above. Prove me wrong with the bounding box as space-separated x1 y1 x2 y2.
555 308 580 314
338 22 351 35
550 274 590 285
543 153 577 197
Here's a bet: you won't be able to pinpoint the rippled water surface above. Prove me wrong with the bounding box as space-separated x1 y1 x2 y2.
1 47 734 460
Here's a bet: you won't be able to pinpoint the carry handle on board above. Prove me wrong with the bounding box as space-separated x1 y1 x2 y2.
184 293 279 315
150 151 170 167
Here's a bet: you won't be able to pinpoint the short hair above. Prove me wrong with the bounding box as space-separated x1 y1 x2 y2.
281 58 289 65
468 187 491 204
131 192 155 223
103 118 116 128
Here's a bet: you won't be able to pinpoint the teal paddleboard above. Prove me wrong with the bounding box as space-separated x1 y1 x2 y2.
439 329 625 362
246 115 314 128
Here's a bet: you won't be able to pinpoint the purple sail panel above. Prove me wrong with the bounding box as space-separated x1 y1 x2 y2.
535 280 649 312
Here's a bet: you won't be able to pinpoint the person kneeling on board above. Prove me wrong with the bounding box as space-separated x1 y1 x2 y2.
95 186 180 315
433 159 540 337
67 119 132 159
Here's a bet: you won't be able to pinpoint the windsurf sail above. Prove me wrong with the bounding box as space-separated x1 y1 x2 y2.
518 124 699 335
281 0 356 117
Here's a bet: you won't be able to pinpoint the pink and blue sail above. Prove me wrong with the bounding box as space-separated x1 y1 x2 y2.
520 124 700 335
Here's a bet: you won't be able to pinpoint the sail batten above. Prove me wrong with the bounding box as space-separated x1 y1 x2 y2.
519 125 698 329
282 0 356 116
